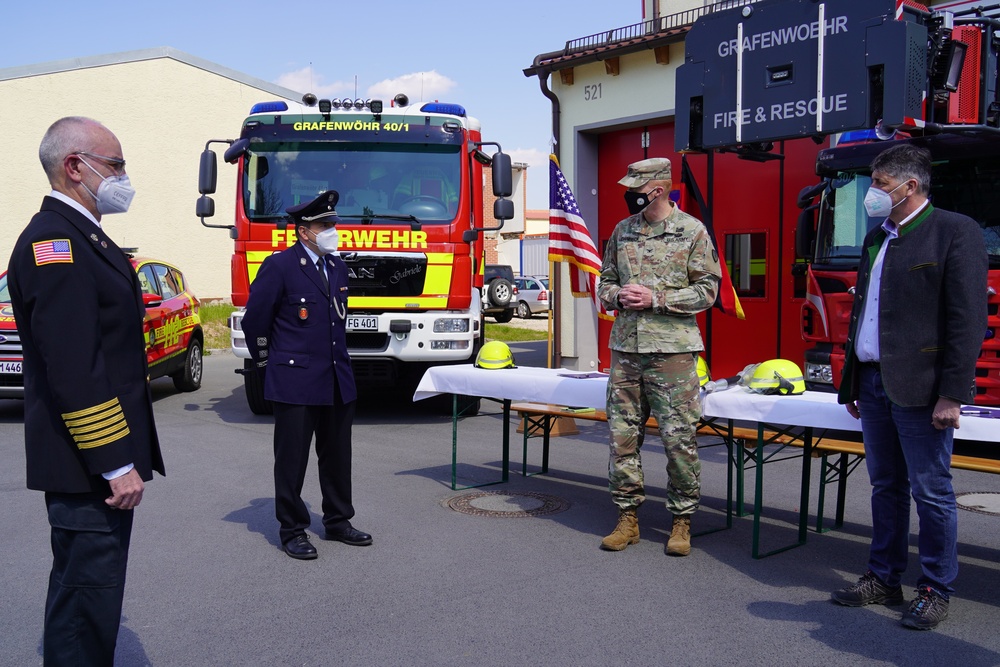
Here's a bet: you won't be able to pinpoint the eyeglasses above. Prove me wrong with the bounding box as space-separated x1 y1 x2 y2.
74 151 126 176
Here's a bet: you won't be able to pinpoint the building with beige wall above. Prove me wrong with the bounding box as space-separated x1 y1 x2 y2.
0 48 300 302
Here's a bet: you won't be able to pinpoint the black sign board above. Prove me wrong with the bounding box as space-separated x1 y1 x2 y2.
676 0 928 151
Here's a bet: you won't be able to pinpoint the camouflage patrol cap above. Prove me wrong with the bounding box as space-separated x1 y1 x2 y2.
618 157 672 188
286 190 342 224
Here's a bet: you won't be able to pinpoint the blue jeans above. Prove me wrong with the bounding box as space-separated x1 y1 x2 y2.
857 365 957 597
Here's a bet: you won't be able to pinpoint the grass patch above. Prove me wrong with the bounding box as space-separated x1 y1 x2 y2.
484 322 548 342
199 302 236 351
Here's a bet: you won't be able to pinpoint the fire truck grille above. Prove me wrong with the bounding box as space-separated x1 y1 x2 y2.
342 256 428 298
347 332 389 351
350 358 399 385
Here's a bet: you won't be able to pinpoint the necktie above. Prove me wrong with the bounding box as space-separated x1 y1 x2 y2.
317 258 329 293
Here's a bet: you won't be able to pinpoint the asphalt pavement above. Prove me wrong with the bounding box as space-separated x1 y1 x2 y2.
2 342 1000 666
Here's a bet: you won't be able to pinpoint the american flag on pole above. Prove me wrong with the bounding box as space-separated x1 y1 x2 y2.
548 155 613 320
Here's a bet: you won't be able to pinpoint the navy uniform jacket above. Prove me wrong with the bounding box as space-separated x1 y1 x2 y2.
838 205 987 407
8 197 164 493
241 243 357 405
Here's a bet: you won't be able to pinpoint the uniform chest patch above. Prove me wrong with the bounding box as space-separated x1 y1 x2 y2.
298 306 309 320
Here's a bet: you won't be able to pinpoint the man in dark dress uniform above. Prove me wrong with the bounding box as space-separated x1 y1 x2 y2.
8 116 164 665
241 190 371 560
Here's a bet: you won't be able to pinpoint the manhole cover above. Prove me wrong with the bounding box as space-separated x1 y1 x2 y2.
956 492 1000 516
445 491 570 518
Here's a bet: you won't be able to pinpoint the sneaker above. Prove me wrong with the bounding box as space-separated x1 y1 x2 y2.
831 570 904 607
901 586 949 630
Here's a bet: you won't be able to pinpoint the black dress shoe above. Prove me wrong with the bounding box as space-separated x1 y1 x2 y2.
324 525 373 546
283 534 318 560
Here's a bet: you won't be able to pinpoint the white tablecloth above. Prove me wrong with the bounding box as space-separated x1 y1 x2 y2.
413 365 608 409
413 365 1000 443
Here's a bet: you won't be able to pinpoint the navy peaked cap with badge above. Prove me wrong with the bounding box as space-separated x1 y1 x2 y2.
286 190 342 224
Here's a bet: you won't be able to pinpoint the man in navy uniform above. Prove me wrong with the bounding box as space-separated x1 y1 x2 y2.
242 190 371 560
8 116 164 664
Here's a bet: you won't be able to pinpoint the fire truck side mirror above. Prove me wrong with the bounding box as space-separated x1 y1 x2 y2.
494 198 514 222
196 195 215 219
491 151 512 198
795 208 816 260
223 138 250 164
199 150 218 195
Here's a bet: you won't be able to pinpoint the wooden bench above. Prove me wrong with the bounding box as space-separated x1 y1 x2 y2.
808 433 1000 532
511 401 797 474
512 402 811 551
512 401 1000 541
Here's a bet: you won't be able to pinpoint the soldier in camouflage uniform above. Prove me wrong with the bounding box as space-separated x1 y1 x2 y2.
596 157 721 556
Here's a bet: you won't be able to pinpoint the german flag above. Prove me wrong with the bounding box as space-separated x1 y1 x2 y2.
679 155 745 319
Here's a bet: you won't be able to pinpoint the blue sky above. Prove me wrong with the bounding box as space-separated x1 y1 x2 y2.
2 1 641 210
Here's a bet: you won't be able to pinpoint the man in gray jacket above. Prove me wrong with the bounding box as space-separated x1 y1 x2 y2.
832 143 987 630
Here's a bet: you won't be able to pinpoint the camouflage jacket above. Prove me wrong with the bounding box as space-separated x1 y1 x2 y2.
597 204 721 353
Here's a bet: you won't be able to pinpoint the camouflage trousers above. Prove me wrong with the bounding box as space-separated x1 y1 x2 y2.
606 350 702 515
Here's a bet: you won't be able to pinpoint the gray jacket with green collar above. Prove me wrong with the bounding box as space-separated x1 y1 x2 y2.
838 204 987 407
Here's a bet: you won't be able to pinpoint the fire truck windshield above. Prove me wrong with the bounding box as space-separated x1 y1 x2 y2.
241 144 462 225
815 173 872 266
817 162 1000 269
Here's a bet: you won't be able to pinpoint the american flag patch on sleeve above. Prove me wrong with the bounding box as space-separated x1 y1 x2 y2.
32 239 73 266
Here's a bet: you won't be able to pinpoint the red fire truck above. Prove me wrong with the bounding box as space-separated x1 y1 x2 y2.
677 0 1000 404
197 94 513 413
795 2 1000 404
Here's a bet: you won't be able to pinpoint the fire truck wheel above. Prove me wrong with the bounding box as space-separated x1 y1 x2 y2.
487 278 513 307
243 360 274 415
172 338 204 392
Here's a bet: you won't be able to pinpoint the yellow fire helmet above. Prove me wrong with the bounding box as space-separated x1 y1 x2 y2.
475 341 517 370
745 359 806 395
697 356 711 387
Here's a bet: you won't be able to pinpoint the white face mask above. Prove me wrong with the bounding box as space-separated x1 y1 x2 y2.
307 227 340 255
79 157 135 215
863 181 907 219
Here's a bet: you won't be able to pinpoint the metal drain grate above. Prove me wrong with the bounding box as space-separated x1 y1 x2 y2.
445 491 570 518
956 492 1000 517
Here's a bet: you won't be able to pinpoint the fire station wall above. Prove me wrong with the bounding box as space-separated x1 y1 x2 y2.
0 57 295 303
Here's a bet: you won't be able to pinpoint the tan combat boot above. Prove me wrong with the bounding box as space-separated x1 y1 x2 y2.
666 515 691 556
600 510 639 551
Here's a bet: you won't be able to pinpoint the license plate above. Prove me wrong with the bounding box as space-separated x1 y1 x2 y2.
346 317 378 332
1 360 22 374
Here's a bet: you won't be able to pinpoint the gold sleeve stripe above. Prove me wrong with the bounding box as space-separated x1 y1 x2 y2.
69 419 129 441
77 426 131 450
62 397 121 420
61 397 130 450
64 403 123 428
